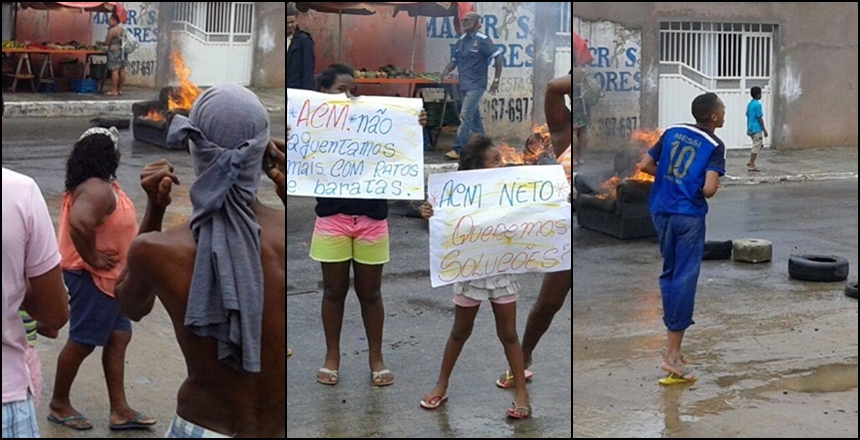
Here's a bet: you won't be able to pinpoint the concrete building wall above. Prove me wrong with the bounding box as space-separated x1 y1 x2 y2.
532 2 569 127
252 1 285 88
92 2 160 87
573 2 858 150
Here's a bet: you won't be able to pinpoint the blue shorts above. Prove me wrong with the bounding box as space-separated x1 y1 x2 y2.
64 270 132 347
1 396 40 438
652 214 706 332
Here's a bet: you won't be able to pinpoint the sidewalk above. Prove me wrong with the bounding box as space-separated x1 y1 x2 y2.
3 85 285 117
570 146 858 187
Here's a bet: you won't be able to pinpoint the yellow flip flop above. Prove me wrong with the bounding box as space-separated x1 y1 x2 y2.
658 371 698 386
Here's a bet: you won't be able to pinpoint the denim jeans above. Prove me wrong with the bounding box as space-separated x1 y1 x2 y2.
652 214 706 332
453 88 486 152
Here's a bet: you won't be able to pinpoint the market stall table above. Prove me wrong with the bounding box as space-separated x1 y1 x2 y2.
2 47 106 92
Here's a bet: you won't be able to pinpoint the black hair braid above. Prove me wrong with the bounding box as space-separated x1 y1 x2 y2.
65 134 121 192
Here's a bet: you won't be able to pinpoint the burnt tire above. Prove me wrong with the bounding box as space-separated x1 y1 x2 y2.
703 240 733 260
846 281 858 299
788 255 850 282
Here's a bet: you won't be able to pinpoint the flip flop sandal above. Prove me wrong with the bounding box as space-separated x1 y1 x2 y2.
419 395 449 410
371 369 394 387
287 348 292 357
658 371 698 386
495 369 535 389
316 367 339 386
47 414 94 431
506 402 533 419
109 413 156 430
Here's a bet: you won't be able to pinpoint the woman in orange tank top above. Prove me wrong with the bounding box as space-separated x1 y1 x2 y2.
49 128 155 431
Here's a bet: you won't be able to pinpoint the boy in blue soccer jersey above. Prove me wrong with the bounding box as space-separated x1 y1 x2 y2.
637 92 727 385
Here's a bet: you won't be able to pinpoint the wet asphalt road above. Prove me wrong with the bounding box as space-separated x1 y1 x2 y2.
3 117 856 438
286 193 573 438
573 180 858 438
288 180 857 438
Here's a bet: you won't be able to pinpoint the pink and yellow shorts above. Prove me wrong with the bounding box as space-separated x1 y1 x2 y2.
310 214 390 265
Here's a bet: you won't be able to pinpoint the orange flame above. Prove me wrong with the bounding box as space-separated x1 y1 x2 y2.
168 49 201 112
498 142 524 165
628 166 655 182
596 129 661 199
145 109 165 122
499 124 553 165
631 129 662 147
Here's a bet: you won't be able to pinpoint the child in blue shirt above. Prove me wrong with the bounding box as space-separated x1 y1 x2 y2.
638 92 727 385
746 86 768 171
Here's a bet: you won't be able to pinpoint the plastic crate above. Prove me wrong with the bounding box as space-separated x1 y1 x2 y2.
71 78 98 94
423 101 460 127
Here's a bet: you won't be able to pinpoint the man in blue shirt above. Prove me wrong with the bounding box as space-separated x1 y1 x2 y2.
638 92 727 385
745 86 768 171
440 12 503 160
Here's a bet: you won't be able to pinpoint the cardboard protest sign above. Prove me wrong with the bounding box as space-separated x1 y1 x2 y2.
287 88 424 200
428 165 572 287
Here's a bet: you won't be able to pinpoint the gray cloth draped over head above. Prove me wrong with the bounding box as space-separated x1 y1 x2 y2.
167 84 270 373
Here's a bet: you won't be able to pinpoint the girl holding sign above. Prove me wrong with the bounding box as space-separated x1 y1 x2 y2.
308 64 427 387
497 71 574 389
418 135 532 419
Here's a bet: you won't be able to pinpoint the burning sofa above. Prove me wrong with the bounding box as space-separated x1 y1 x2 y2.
574 148 657 240
132 87 188 149
132 50 201 149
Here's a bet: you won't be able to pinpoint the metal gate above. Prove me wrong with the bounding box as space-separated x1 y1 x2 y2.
171 2 255 86
658 22 774 149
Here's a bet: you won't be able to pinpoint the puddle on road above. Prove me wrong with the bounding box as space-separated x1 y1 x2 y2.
774 363 859 393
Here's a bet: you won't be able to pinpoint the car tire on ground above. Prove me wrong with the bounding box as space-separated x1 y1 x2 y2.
703 240 733 260
733 238 772 263
788 255 850 282
845 281 858 299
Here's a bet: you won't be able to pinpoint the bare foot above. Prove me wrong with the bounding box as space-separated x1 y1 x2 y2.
661 360 685 377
